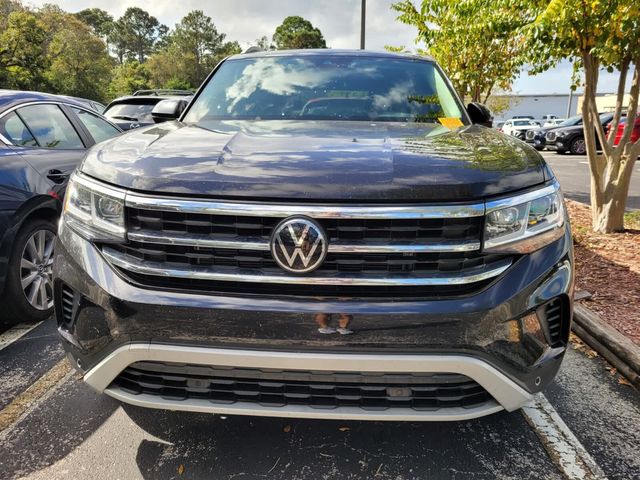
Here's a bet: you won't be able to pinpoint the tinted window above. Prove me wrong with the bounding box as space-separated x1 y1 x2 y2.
71 107 120 144
104 102 158 123
185 55 465 124
17 104 84 149
559 115 582 127
0 112 37 146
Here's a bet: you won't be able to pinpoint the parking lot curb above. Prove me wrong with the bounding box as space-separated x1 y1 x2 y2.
572 304 640 389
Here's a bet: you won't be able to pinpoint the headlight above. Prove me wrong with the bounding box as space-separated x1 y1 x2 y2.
63 173 126 242
483 184 565 253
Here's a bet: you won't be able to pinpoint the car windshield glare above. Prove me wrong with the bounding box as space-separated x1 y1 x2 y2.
183 55 465 124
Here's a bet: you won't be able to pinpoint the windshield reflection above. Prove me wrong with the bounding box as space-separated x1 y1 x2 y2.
185 55 465 124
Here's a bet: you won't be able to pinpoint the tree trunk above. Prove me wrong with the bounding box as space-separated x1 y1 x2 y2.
582 53 640 233
591 158 633 232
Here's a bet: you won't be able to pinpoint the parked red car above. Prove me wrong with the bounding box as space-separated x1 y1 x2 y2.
608 116 640 145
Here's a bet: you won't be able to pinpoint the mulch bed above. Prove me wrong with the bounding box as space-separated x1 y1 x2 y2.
567 200 640 346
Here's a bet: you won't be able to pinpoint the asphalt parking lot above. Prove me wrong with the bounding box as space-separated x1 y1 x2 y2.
0 317 639 480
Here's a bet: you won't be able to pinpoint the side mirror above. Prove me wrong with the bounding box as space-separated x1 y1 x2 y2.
467 102 493 128
151 98 188 123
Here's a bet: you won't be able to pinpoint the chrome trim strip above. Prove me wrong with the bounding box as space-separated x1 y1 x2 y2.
485 181 560 212
84 343 533 415
126 193 485 219
127 230 481 253
331 241 481 253
102 246 511 286
127 230 270 250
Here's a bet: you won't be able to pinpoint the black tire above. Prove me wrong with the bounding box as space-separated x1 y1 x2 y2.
0 218 56 323
570 136 587 155
534 146 545 151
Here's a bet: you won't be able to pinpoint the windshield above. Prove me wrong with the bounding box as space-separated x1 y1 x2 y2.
513 120 532 126
104 102 158 123
184 55 465 124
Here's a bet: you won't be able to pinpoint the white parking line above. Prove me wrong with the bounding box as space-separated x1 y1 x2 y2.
522 394 608 480
0 322 44 352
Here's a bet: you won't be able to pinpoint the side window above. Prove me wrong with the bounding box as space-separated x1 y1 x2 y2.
0 112 37 147
71 107 121 144
17 104 84 149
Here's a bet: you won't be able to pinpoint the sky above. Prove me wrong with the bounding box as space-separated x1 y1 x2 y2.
26 0 629 95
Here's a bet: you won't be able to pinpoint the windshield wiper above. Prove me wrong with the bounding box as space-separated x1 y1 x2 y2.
109 115 138 121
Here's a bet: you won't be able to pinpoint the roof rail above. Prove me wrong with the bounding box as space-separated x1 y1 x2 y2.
243 46 265 54
132 89 194 97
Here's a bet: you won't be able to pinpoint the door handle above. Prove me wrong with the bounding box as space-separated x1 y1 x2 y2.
47 169 68 184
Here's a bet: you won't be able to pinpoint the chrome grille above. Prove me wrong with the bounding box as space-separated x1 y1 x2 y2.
100 195 513 298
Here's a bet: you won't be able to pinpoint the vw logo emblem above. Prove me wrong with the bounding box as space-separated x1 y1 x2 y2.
270 217 328 273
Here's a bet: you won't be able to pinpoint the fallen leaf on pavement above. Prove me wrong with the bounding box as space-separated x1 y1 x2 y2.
283 425 291 433
338 426 350 432
177 464 185 475
618 377 632 386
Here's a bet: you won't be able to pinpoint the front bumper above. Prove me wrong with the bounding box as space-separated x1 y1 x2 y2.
54 222 574 420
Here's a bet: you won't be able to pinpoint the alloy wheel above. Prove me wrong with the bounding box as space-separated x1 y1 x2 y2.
573 138 586 155
20 229 55 310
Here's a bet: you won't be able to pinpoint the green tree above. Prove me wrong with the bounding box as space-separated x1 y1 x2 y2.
0 10 48 90
0 0 24 30
272 16 326 50
255 35 274 51
391 0 537 103
146 44 189 88
108 61 150 98
529 0 640 232
111 7 164 63
172 10 225 83
74 8 114 42
45 16 113 101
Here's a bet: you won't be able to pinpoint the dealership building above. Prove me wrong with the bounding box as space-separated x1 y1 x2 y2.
491 92 623 123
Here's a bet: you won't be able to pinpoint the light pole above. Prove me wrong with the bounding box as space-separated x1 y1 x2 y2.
360 0 366 50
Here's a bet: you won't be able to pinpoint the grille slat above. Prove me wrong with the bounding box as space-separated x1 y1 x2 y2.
108 204 513 298
113 362 492 411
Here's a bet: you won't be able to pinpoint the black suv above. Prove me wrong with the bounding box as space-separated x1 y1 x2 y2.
55 50 573 421
103 89 192 131
546 112 617 154
526 115 583 151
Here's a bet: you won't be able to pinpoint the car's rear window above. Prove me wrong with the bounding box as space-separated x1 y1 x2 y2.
104 102 158 123
184 55 465 124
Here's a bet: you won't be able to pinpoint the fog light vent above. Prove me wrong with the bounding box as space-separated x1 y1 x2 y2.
544 299 563 347
61 285 75 326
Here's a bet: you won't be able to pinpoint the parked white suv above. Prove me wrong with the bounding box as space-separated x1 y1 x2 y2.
501 119 539 139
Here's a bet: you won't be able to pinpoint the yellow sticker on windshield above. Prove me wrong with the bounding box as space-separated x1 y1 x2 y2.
438 117 464 129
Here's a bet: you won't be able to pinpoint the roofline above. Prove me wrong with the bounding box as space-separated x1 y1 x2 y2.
227 48 435 62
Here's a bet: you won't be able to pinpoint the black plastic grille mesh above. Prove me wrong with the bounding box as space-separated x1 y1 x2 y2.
113 362 493 411
127 208 483 242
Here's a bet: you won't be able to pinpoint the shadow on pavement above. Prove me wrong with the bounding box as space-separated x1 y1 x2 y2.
1 377 119 480
126 404 561 479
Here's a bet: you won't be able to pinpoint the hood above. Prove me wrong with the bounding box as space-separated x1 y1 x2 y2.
81 120 548 202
